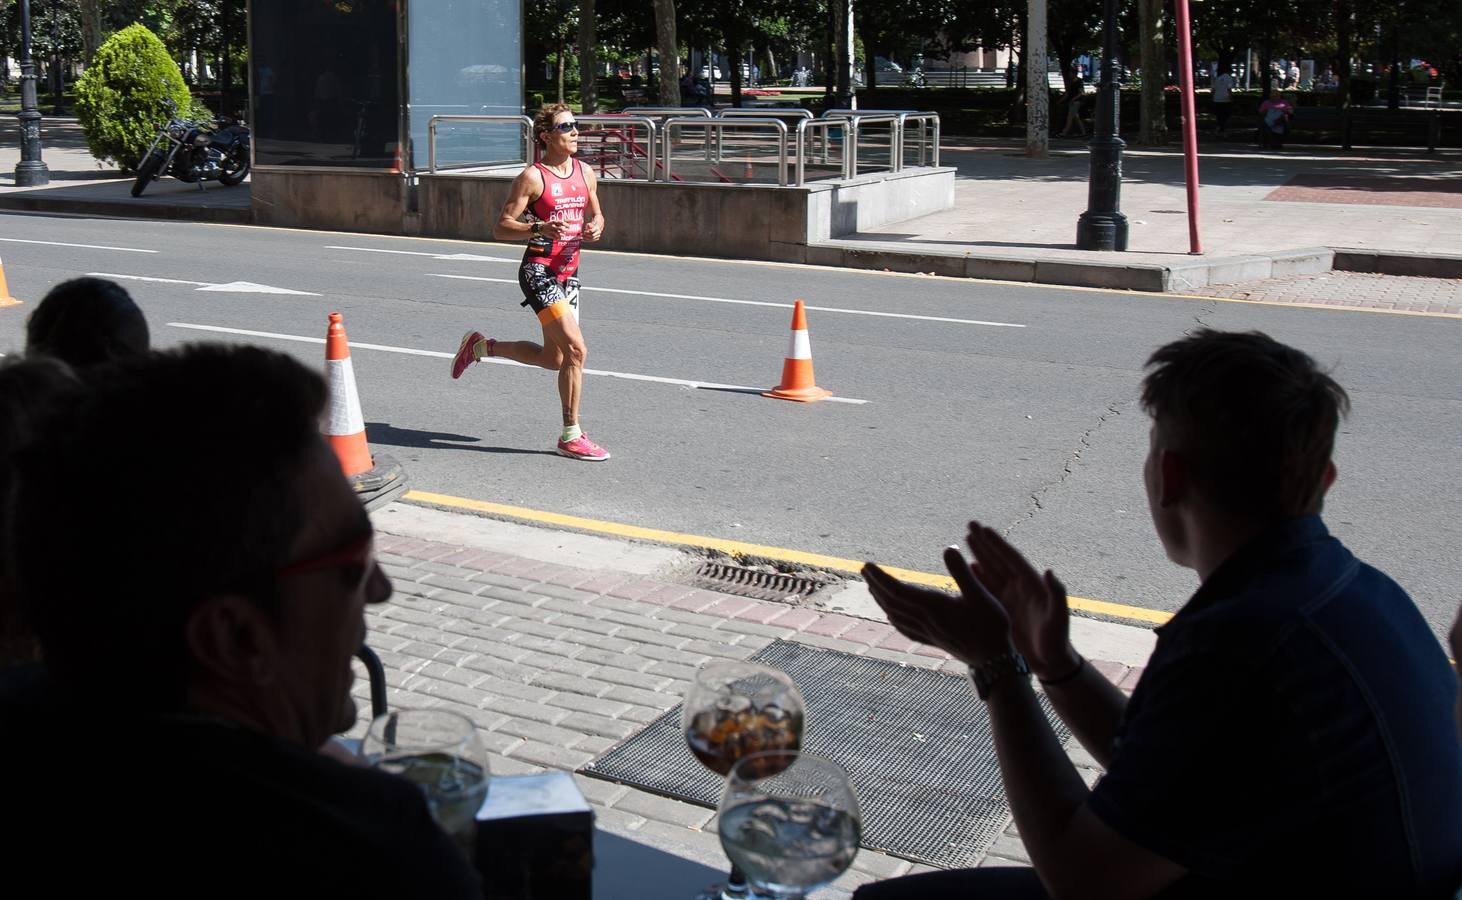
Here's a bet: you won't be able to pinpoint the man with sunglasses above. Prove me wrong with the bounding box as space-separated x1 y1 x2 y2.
2 344 481 895
451 103 610 462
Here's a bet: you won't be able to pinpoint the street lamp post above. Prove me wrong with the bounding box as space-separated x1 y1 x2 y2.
1075 0 1127 251
14 0 51 187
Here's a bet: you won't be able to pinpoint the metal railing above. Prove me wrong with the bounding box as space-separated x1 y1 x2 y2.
426 114 532 174
573 114 658 180
795 118 850 183
823 111 906 176
898 113 941 167
661 117 790 186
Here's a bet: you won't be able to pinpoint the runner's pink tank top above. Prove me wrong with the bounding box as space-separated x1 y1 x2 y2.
525 159 588 278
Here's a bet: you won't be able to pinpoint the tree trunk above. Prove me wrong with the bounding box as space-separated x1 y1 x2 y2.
578 0 598 114
728 44 743 106
653 0 679 106
1025 0 1048 157
1137 0 1167 144
1335 0 1352 113
79 0 104 65
556 41 566 105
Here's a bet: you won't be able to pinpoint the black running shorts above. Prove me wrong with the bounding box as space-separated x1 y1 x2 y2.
518 261 581 325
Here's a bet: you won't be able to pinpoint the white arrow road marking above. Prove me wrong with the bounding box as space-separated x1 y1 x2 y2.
430 274 1026 328
327 245 517 263
166 322 870 404
0 238 157 253
89 273 320 296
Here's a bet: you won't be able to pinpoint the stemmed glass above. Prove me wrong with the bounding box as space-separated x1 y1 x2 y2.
683 661 805 899
361 708 492 855
717 751 861 900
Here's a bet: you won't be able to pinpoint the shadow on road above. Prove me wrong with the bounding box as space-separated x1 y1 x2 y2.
366 422 558 456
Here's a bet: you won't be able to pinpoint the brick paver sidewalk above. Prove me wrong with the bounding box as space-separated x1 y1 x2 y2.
363 524 1143 896
1191 271 1462 315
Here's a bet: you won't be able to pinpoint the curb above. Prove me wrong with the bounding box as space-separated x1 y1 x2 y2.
1332 248 1462 279
0 192 253 224
808 240 1341 293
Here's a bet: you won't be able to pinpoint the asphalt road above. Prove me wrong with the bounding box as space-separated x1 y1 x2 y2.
2 210 1459 639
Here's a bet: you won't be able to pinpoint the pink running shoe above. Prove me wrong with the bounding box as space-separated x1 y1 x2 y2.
556 434 611 461
451 330 485 379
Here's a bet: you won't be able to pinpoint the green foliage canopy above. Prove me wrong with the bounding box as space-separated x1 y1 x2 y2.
74 22 193 170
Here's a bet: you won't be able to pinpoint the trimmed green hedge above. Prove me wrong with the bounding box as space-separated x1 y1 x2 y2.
75 24 201 173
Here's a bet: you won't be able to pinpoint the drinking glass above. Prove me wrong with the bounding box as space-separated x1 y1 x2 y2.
717 751 861 900
683 661 805 899
361 708 491 853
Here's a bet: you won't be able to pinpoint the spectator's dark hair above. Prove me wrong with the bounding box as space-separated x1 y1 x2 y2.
25 277 150 367
0 357 83 665
9 344 328 709
1141 329 1349 520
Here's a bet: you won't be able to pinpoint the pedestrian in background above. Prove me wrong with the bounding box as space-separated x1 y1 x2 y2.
1211 67 1235 135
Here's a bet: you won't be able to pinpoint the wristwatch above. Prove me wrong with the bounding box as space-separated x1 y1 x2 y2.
968 651 1031 701
530 222 542 238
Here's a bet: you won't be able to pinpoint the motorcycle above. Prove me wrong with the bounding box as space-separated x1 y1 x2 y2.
131 96 250 198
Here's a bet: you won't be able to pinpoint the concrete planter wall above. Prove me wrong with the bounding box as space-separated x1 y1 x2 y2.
415 166 955 265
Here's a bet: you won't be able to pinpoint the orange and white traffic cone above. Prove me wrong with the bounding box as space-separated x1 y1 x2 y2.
0 257 19 308
763 300 831 403
322 312 408 508
325 311 375 477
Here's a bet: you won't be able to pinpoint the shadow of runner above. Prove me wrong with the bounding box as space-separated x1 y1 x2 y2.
366 421 557 456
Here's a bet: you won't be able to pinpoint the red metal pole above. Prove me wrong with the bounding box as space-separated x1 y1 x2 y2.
1174 0 1203 254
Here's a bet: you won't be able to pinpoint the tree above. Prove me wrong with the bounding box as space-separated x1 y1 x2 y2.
74 22 192 170
1026 0 1048 156
1136 0 1166 144
653 0 679 105
578 0 597 112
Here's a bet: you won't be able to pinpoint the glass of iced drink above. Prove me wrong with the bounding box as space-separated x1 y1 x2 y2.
683 661 805 898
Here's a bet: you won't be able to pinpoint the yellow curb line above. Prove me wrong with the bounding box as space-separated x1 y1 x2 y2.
403 489 1174 627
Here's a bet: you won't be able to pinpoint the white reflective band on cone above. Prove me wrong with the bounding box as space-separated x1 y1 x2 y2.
326 357 366 435
785 329 812 360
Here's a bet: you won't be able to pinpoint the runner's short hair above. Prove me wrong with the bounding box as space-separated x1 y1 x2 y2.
533 102 574 147
1141 329 1349 519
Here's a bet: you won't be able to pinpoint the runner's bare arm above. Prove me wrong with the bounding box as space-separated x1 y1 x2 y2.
582 166 605 242
493 167 558 241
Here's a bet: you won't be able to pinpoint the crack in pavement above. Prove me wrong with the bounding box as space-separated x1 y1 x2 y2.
1010 400 1126 534
1190 299 1218 331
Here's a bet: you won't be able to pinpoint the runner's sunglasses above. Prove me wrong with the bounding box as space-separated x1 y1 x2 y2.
549 120 580 133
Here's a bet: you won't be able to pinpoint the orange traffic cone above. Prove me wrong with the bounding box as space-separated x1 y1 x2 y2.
325 311 374 477
0 257 19 308
744 154 755 179
763 300 831 403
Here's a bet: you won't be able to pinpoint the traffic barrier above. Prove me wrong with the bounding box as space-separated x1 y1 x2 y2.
763 299 831 402
0 257 19 307
323 311 407 507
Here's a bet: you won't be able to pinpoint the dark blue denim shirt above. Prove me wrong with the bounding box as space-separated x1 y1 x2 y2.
1089 516 1462 898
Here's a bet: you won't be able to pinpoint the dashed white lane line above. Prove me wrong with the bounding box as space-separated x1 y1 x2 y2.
0 238 157 253
328 245 518 263
166 322 871 404
430 274 1026 329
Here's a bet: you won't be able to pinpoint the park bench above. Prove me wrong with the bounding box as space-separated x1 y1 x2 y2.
1288 105 1440 151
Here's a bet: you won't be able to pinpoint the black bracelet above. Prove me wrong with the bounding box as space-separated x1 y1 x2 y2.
1037 654 1086 687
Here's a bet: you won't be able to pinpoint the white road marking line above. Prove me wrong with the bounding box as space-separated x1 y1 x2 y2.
0 238 158 253
90 273 320 296
429 274 1026 328
328 245 517 263
166 322 871 404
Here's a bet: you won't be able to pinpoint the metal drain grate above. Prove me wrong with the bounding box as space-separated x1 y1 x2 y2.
688 561 830 603
580 639 1071 869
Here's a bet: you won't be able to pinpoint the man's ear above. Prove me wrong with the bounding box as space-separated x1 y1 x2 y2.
1157 448 1189 508
184 595 280 688
1322 460 1338 494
